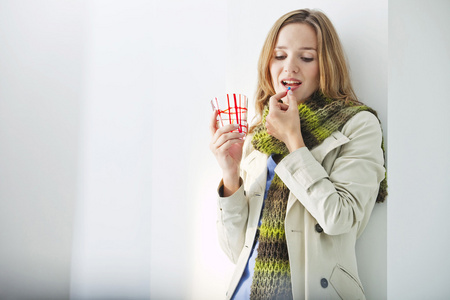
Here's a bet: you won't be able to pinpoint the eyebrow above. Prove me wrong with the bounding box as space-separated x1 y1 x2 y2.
275 46 317 51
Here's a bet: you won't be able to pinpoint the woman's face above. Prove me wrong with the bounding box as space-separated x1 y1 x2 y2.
270 23 320 103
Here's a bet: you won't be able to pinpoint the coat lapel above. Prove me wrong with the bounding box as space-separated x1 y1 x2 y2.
241 149 268 192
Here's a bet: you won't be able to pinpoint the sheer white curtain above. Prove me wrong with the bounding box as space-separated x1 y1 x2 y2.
70 0 228 299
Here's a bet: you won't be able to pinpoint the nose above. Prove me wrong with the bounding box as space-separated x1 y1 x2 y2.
284 57 299 73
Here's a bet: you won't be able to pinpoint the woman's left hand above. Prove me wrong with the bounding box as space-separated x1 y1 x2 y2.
266 90 305 152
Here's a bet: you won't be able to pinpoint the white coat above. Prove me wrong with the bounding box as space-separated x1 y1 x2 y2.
216 111 386 300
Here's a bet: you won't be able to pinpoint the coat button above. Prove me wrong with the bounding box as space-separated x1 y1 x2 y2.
315 223 323 233
321 278 328 288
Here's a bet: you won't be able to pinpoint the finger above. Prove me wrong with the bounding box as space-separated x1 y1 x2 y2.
210 117 239 139
215 123 240 137
211 124 241 146
212 136 244 156
286 89 298 111
210 110 219 136
269 90 289 110
214 131 246 149
217 138 245 153
268 96 278 111
273 89 289 101
279 102 289 111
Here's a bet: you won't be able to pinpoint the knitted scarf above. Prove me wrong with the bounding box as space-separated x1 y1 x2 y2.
249 92 387 300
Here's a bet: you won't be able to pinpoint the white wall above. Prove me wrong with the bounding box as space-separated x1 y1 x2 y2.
388 0 450 299
0 0 449 299
69 1 153 299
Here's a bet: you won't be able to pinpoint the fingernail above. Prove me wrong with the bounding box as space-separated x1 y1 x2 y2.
289 90 293 95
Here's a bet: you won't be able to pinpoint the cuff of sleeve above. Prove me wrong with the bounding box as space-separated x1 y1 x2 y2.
217 178 246 212
275 147 328 190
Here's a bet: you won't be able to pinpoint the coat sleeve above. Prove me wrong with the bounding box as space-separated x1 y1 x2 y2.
275 111 386 235
216 178 248 264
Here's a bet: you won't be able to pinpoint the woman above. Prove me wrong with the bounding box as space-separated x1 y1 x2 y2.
210 9 387 300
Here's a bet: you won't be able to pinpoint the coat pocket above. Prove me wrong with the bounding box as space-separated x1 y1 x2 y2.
310 131 349 164
330 264 366 300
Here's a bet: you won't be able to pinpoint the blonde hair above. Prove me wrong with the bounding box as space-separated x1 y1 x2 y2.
251 9 357 131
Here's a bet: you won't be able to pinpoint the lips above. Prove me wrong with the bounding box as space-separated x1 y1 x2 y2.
281 78 302 87
280 78 302 93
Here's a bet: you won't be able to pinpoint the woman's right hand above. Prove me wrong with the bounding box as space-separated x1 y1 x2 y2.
209 110 245 195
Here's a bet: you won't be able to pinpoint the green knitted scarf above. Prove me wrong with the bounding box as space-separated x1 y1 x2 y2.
249 92 387 300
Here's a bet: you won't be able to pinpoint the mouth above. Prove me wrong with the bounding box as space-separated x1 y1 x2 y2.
281 79 302 88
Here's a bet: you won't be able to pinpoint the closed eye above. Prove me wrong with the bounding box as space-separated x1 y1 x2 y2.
275 55 286 60
302 57 314 62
